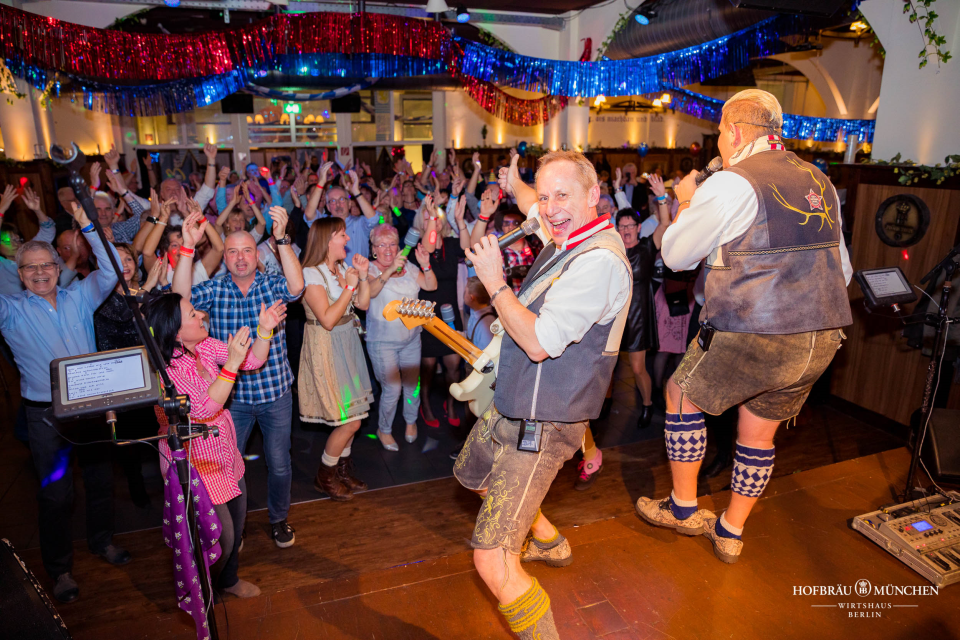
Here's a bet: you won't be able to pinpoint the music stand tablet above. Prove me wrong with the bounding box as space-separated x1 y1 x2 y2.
50 346 159 421
854 267 918 311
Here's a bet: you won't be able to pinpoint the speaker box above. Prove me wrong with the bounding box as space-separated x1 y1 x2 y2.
0 539 71 639
922 409 960 484
728 0 847 16
220 93 254 114
331 93 362 113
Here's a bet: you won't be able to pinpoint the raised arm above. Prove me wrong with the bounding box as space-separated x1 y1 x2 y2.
18 187 55 243
346 170 377 219
499 153 536 215
647 174 673 250
470 188 501 247
173 210 207 298
467 152 482 197
267 206 304 296
199 205 224 277
69 202 122 305
215 186 241 236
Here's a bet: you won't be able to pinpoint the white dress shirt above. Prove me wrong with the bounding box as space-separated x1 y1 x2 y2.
523 203 632 359
660 146 853 285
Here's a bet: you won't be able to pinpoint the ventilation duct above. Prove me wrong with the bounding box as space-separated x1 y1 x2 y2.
603 0 776 60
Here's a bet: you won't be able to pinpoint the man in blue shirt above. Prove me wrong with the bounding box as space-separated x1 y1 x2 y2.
303 169 379 261
173 206 304 550
0 201 128 604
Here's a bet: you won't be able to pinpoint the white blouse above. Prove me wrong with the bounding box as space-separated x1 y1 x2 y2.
367 262 423 343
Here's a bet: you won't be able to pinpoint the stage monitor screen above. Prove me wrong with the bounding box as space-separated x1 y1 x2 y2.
51 347 159 421
65 353 145 402
331 94 362 113
913 520 933 533
853 267 918 311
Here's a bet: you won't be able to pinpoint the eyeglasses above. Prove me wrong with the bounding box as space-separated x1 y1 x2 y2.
616 223 638 231
374 243 399 251
327 197 349 205
502 220 520 228
19 262 58 273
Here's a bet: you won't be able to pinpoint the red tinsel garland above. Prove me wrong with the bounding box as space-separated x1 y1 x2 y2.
0 7 450 82
448 44 567 127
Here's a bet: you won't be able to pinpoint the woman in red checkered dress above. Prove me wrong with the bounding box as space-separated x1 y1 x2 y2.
144 293 286 599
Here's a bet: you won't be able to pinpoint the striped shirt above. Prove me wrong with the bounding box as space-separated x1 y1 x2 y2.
156 337 265 504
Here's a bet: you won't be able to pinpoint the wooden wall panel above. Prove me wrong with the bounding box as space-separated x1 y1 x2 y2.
830 181 960 425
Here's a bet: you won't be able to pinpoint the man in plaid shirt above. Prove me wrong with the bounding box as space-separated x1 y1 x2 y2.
173 206 304 548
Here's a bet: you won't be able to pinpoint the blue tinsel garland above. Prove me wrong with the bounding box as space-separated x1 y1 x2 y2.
455 15 800 98
657 86 876 142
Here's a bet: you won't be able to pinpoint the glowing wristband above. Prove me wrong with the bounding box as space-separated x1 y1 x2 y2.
392 206 402 218
218 368 237 382
256 325 273 340
81 223 95 233
179 246 195 258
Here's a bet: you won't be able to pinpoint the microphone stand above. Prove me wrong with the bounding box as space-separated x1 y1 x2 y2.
901 249 959 502
50 143 220 640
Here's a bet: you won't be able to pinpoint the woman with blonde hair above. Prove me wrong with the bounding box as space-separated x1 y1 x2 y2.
299 217 374 501
365 223 437 450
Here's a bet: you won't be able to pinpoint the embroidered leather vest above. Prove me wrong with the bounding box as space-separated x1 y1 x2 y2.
703 150 852 334
495 229 632 423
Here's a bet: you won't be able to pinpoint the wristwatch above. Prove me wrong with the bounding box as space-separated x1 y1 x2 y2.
275 234 292 246
146 216 159 225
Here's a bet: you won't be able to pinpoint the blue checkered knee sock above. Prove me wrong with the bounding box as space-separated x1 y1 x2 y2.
730 442 775 498
664 412 707 463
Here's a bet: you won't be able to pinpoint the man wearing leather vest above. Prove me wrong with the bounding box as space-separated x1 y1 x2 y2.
635 89 853 564
458 151 632 640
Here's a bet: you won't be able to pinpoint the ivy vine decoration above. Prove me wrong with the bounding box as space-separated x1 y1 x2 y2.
595 10 632 61
863 153 960 185
903 0 951 68
0 63 25 105
477 27 516 54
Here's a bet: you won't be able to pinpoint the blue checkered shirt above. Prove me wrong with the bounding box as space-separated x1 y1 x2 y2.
191 271 301 404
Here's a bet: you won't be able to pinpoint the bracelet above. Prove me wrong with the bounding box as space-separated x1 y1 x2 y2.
156 220 167 226
359 276 367 281
256 325 273 340
160 284 172 291
679 199 692 207
346 284 357 292
110 168 120 174
218 368 237 382
422 264 432 272
81 223 95 233
478 214 490 222
179 246 195 258
119 190 130 198
489 284 510 305
656 195 667 203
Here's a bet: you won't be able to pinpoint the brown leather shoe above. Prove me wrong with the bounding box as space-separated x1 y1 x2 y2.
336 456 368 492
314 462 353 501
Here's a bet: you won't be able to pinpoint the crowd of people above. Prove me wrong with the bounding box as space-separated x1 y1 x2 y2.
1 139 712 606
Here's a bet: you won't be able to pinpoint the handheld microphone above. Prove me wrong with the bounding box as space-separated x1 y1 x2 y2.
397 227 421 273
465 217 540 268
695 156 724 187
440 304 456 329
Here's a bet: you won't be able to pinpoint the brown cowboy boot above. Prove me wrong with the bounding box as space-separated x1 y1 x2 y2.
336 456 368 492
314 462 353 501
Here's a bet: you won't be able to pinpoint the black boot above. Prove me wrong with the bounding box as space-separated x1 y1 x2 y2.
698 452 732 480
597 397 613 421
637 404 654 429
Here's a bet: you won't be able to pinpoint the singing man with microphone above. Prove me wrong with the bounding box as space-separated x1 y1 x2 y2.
458 151 632 640
635 89 853 563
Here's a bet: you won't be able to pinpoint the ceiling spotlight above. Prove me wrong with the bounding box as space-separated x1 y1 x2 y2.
652 99 662 108
594 95 606 107
163 0 180 6
635 13 649 25
635 0 658 25
425 0 450 13
456 4 470 22
660 93 671 104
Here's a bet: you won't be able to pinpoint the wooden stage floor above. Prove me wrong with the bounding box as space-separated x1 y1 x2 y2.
21 446 960 639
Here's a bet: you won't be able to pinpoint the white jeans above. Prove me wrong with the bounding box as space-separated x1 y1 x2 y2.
368 336 422 433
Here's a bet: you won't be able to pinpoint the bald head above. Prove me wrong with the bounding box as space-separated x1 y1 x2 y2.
223 230 258 280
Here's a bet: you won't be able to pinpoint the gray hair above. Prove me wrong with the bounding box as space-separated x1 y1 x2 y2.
722 89 784 136
598 194 615 208
370 223 399 245
93 190 116 209
16 240 57 267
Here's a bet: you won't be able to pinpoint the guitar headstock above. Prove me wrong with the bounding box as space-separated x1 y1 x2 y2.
382 297 438 329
